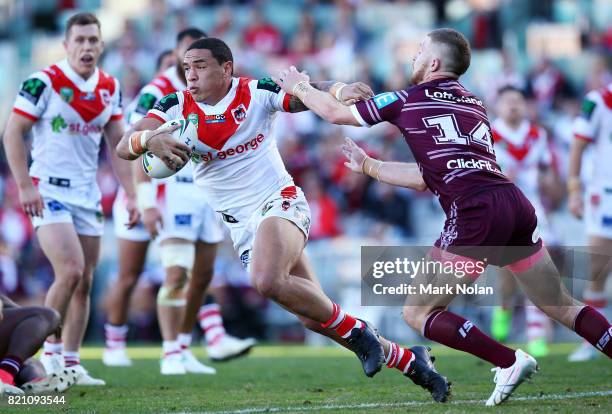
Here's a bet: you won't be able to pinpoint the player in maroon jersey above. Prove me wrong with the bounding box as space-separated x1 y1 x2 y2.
273 28 612 406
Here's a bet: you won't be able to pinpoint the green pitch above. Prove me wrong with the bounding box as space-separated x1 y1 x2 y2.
1 344 610 413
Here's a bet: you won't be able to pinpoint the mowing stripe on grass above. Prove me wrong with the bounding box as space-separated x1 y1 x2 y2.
193 390 612 414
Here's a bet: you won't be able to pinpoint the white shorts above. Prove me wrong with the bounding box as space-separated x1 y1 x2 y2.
112 187 150 242
585 185 612 239
31 178 103 237
218 183 311 269
157 178 225 244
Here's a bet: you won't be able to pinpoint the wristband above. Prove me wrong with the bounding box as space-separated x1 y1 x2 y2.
363 157 383 181
136 182 156 211
567 176 581 194
335 84 348 101
128 131 144 156
292 81 312 99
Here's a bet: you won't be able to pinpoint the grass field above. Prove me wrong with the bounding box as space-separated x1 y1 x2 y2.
1 344 610 413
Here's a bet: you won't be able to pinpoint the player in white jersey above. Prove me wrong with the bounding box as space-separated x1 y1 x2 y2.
116 38 451 402
105 29 255 372
490 86 556 357
568 82 612 361
3 13 138 386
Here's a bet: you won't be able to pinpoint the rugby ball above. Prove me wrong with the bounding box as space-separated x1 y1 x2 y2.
141 119 197 179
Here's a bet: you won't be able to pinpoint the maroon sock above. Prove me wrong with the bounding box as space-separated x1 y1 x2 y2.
573 306 612 358
424 310 516 368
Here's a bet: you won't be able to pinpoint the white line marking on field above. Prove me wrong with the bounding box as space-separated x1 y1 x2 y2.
190 390 612 414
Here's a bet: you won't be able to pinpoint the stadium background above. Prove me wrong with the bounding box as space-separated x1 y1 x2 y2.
0 0 610 347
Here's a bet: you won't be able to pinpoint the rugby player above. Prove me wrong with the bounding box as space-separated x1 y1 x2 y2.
116 38 451 402
3 12 137 385
490 86 556 357
0 295 77 394
106 29 255 373
273 28 612 405
568 82 612 361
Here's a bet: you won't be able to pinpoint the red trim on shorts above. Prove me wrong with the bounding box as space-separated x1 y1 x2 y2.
505 245 545 274
109 114 123 121
574 134 594 142
428 246 487 280
12 108 38 121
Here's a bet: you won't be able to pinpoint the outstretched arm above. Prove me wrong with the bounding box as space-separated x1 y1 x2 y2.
273 67 368 125
342 137 427 191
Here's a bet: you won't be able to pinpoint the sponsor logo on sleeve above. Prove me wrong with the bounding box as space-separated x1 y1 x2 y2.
373 92 398 109
581 99 596 120
257 77 281 93
153 93 179 113
19 78 47 105
136 93 158 114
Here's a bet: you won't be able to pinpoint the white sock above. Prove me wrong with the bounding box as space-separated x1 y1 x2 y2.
198 304 226 346
177 333 192 350
105 323 129 349
43 341 63 355
162 340 180 356
63 351 80 367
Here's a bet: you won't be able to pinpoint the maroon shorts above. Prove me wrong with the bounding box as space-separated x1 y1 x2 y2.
434 184 543 268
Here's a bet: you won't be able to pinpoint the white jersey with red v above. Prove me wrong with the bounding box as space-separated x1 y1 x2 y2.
146 77 293 213
492 119 552 200
12 59 123 185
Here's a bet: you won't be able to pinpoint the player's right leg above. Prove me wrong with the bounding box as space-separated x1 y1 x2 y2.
157 238 190 375
103 238 149 366
507 246 612 359
569 235 612 361
36 222 85 375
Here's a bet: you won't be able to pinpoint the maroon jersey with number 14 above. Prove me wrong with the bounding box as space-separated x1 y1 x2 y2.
350 78 542 267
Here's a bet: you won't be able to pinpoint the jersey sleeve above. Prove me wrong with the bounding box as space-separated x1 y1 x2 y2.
12 72 52 121
109 78 124 122
349 91 403 127
128 84 164 125
573 91 602 142
253 78 291 113
146 92 182 124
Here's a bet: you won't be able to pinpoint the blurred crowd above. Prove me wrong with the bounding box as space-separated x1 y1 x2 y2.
0 0 611 343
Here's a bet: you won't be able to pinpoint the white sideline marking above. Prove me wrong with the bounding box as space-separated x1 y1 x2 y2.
192 390 612 414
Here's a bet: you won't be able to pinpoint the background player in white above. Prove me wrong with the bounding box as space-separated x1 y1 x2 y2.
116 38 452 402
490 86 557 357
105 29 255 372
568 82 612 361
3 12 138 385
